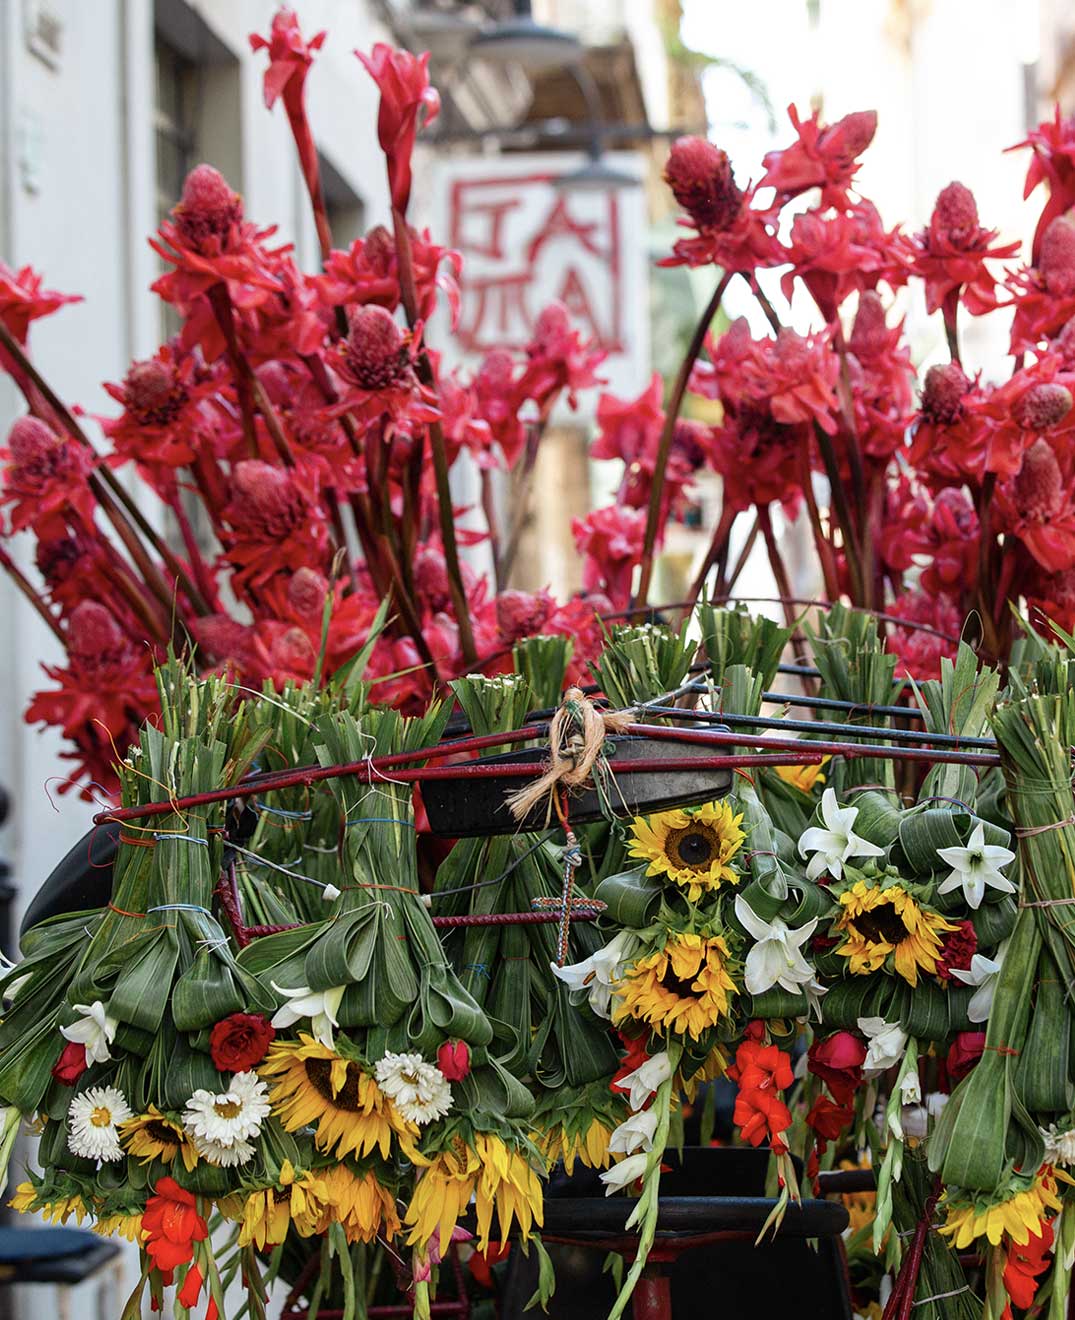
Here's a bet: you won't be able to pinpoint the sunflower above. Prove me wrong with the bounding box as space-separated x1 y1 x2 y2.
120 1106 198 1172
939 1167 1064 1249
628 801 745 901
406 1132 543 1254
9 1182 88 1225
92 1211 146 1243
613 932 737 1040
219 1160 329 1249
261 1034 419 1160
533 1081 626 1174
833 880 955 986
318 1163 402 1243
775 756 829 793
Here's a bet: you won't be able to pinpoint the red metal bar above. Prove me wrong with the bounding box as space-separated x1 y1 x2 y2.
94 751 829 825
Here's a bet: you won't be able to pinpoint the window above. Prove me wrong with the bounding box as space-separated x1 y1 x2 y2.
154 35 198 338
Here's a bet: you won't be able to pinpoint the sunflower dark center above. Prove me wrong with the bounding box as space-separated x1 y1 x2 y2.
144 1120 180 1145
305 1056 363 1110
853 903 908 946
668 824 718 870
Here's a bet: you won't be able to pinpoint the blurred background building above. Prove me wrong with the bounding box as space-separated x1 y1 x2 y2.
0 0 1065 1312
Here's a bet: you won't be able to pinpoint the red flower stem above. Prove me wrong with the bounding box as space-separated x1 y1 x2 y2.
942 288 962 366
286 107 333 265
390 206 477 665
635 269 733 609
481 468 503 589
98 543 172 644
975 472 999 658
812 421 865 602
248 374 297 468
720 514 760 596
0 544 65 643
797 448 840 601
206 284 259 457
499 414 550 584
683 502 737 613
0 320 211 615
323 488 352 577
830 324 870 545
168 491 221 612
401 426 426 564
758 504 800 632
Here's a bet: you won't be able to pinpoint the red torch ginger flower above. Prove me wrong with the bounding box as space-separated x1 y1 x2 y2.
1008 214 1075 351
760 105 877 207
780 200 908 322
1009 107 1075 263
967 370 1075 478
495 588 555 643
222 460 328 589
908 181 1019 315
996 438 1075 572
343 305 409 389
517 302 607 412
173 165 245 255
885 590 961 679
317 224 461 326
473 349 526 466
664 137 744 231
0 261 81 345
356 44 440 215
1 417 96 533
846 291 915 458
572 505 646 608
26 601 158 790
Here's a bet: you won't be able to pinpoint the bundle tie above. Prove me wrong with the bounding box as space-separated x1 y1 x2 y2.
1020 896 1075 908
914 1286 969 1306
153 833 209 847
108 903 145 918
147 903 212 916
343 817 416 829
463 963 492 981
506 687 633 824
1016 814 1075 836
342 883 419 895
984 1043 1019 1057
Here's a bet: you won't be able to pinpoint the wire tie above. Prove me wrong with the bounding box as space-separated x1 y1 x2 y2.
152 833 210 847
915 1286 969 1305
463 963 492 981
343 817 416 829
147 903 213 916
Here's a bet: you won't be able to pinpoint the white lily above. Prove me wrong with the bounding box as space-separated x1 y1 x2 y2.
616 1051 673 1112
551 931 639 1020
734 894 817 995
271 983 346 1048
599 1151 649 1195
608 1109 659 1156
936 823 1016 909
950 947 1004 1023
798 789 884 881
858 1015 908 1076
60 1001 117 1065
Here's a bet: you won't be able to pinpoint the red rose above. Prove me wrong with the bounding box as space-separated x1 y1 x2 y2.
209 1013 275 1072
946 1031 986 1086
51 1040 87 1085
436 1039 470 1081
805 1095 854 1143
808 1031 867 1105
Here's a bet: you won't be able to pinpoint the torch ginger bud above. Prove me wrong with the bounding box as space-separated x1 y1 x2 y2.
173 165 243 251
1013 382 1073 431
345 305 408 389
849 291 889 357
1014 439 1065 522
931 181 980 246
921 363 970 425
123 357 185 425
1040 214 1075 297
664 136 743 231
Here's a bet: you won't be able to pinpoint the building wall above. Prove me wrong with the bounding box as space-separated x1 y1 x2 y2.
0 2 389 1314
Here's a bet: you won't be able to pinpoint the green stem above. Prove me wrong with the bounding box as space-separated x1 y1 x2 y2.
635 270 732 608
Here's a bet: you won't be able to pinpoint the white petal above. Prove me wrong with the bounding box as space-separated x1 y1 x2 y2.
744 941 784 996
734 894 772 942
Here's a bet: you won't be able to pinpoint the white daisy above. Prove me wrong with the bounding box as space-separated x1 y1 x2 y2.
1040 1122 1075 1167
182 1071 271 1156
68 1086 131 1162
189 1133 257 1167
61 1001 117 1065
373 1052 452 1126
270 983 346 1049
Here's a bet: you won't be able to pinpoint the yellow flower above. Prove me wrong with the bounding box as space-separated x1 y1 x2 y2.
318 1163 401 1243
9 1182 87 1225
776 756 829 793
613 931 737 1040
628 801 745 901
260 1034 418 1160
120 1106 198 1172
838 1160 876 1237
405 1133 543 1254
539 1116 614 1175
834 880 955 986
93 1212 146 1242
219 1160 330 1249
940 1168 1064 1249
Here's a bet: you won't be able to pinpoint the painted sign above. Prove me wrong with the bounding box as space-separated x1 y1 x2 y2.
429 152 649 416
